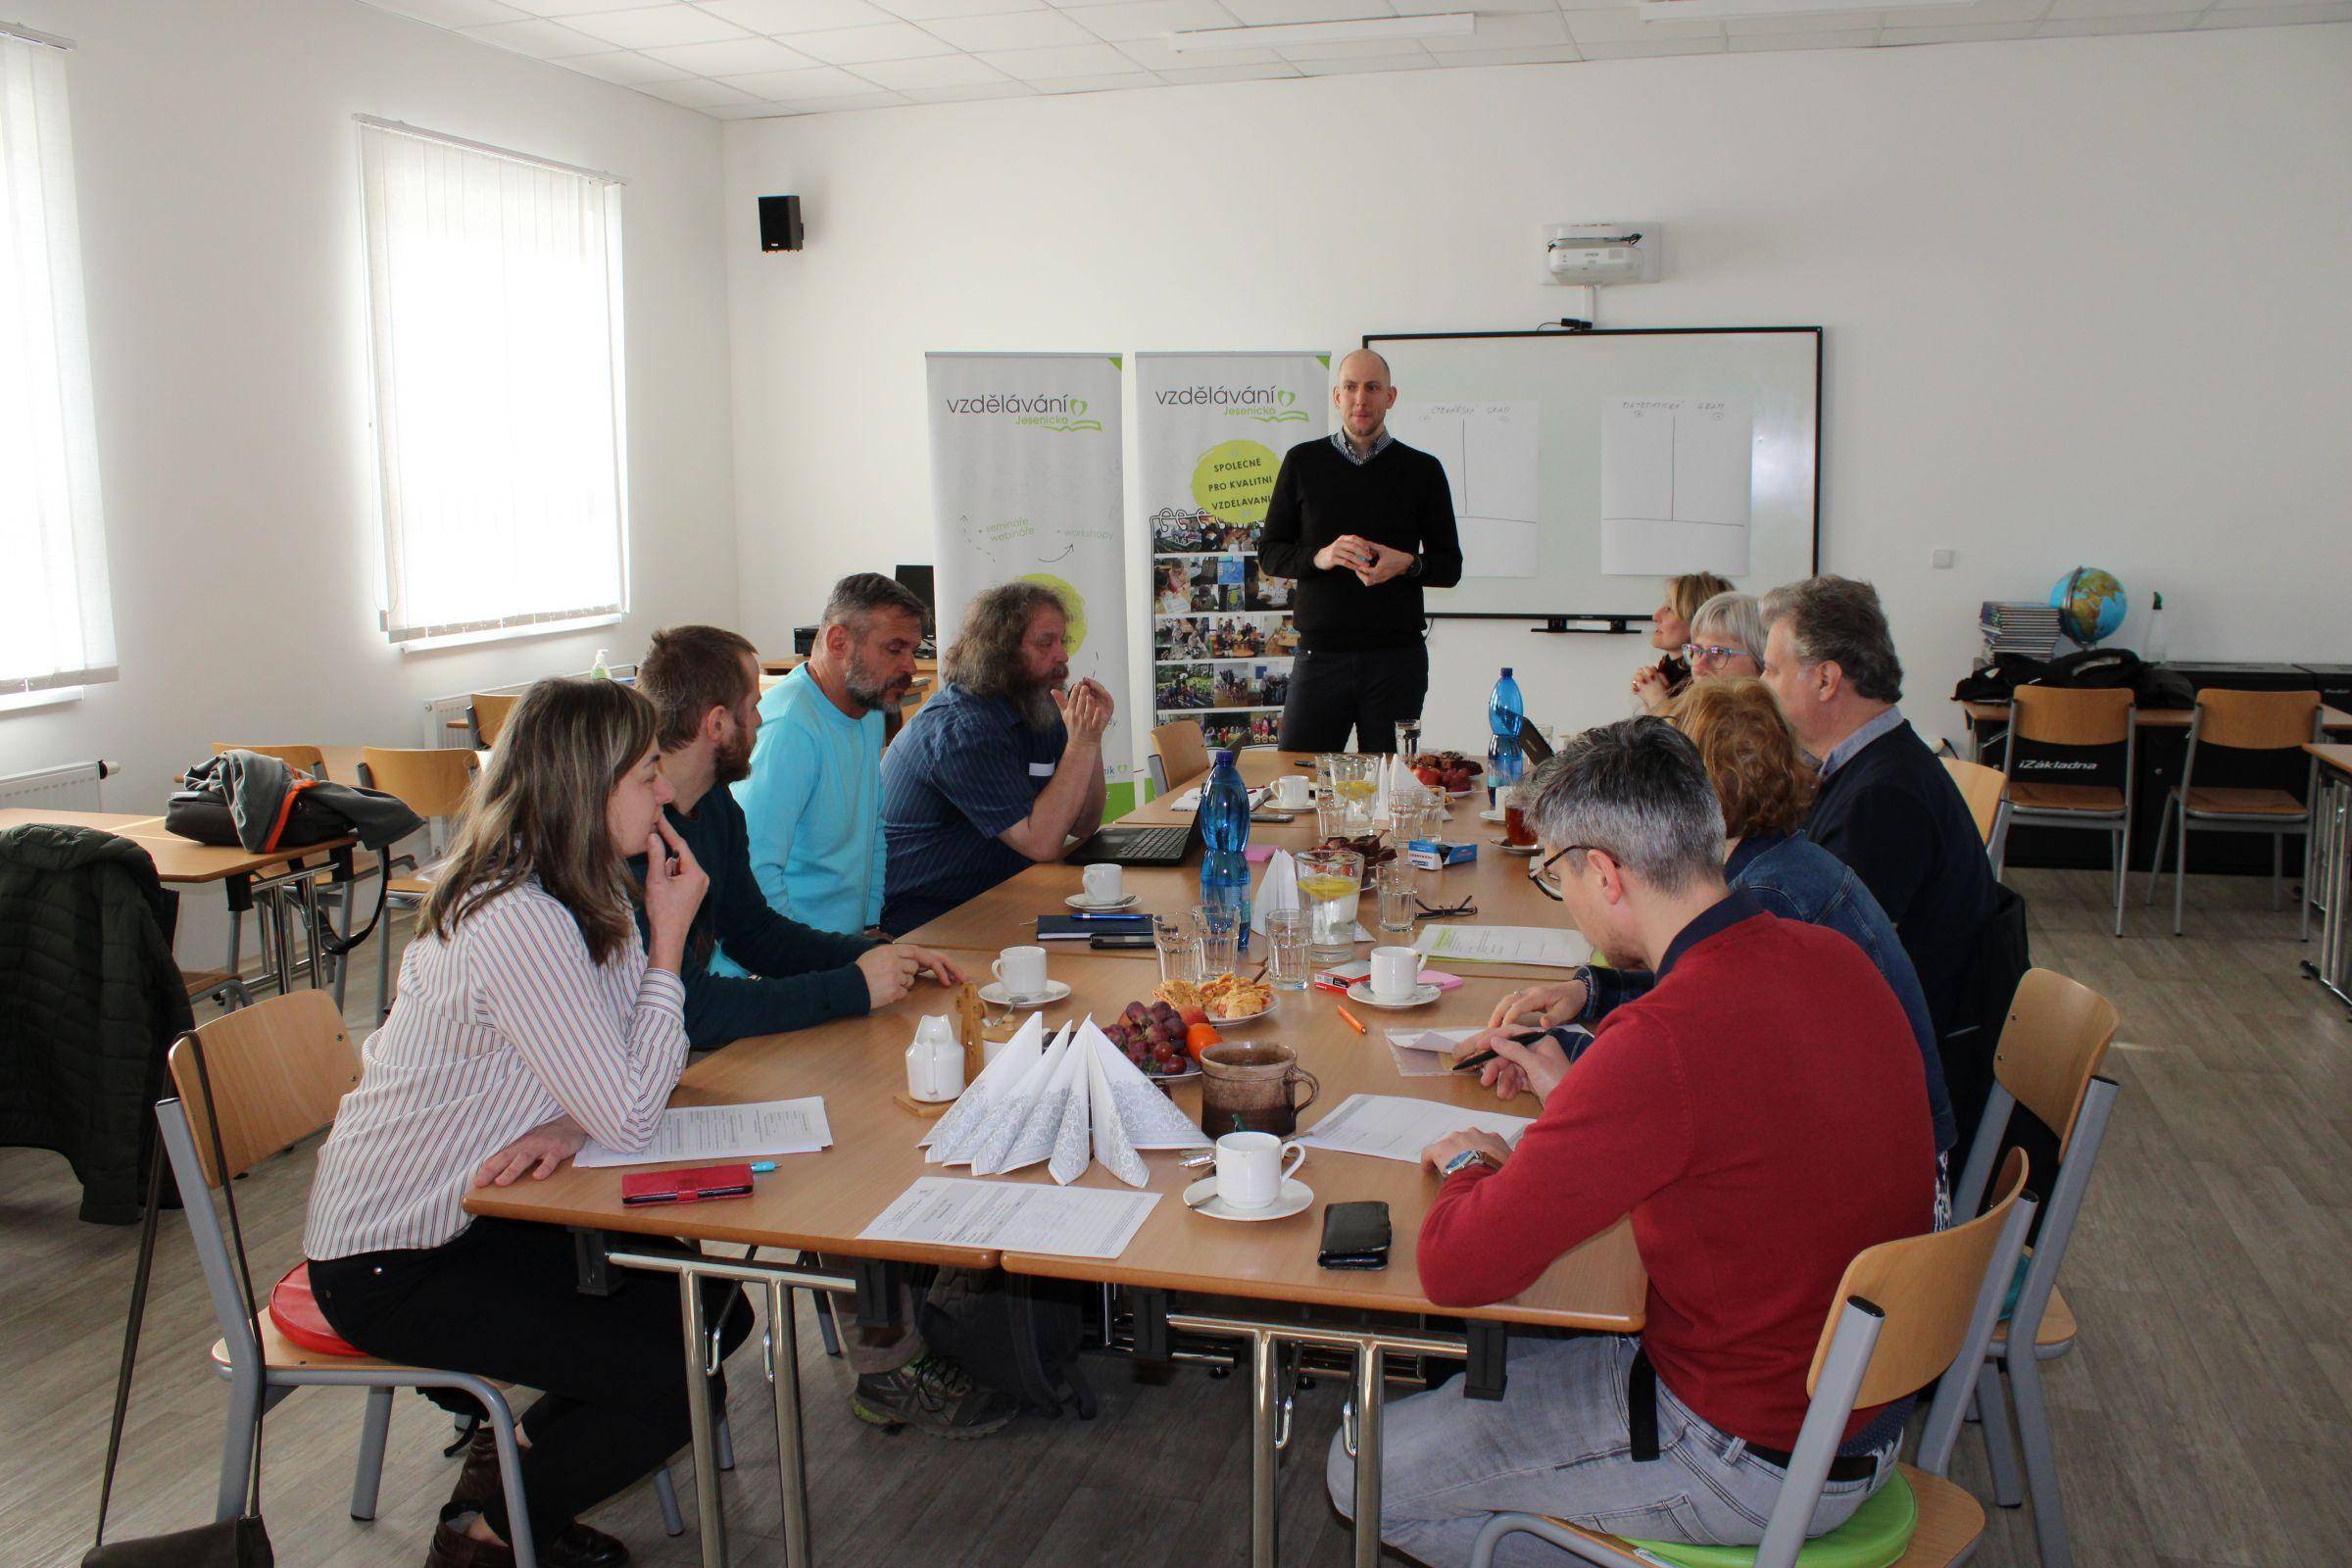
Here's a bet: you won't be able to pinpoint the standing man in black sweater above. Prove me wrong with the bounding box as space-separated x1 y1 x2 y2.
1257 348 1463 752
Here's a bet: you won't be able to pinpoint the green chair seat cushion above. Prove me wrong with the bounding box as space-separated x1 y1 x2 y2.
1623 1468 1917 1568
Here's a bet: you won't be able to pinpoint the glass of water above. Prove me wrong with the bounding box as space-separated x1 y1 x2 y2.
1194 903 1243 977
1297 847 1364 965
1153 913 1203 986
1375 859 1418 935
1262 907 1310 991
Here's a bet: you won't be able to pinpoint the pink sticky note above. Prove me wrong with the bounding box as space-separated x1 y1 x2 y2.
1419 969 1464 991
1245 844 1276 862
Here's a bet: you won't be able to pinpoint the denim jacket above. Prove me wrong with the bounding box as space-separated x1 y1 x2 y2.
1574 831 1956 1152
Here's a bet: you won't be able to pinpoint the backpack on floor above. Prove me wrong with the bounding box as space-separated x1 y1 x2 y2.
917 1270 1099 1420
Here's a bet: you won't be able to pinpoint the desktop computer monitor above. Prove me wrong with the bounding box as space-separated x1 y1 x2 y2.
896 564 937 654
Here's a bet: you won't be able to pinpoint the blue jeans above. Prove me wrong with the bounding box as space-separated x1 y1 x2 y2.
1326 1336 1895 1568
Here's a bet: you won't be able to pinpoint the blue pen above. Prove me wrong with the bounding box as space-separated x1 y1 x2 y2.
749 1161 777 1174
1068 910 1148 921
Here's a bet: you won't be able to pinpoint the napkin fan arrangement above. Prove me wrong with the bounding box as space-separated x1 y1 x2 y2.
921 1013 1208 1186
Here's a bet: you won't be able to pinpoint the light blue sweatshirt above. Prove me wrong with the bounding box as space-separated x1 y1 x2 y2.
726 663 887 946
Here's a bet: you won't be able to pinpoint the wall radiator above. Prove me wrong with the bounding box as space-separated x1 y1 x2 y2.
0 760 111 811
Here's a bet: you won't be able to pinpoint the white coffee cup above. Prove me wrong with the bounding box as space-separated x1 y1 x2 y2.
1370 945 1421 1003
993 945 1049 1000
1083 862 1124 904
905 1016 964 1102
1214 1130 1305 1211
1274 774 1311 809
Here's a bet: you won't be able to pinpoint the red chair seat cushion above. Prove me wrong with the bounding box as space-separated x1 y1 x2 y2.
269 1261 367 1357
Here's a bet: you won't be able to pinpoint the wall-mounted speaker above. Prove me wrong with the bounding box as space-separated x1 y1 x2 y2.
760 194 804 253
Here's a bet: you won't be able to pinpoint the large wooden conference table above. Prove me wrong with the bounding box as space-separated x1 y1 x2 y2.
467 752 1640 1568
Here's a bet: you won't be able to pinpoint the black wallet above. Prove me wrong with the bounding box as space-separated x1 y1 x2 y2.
1318 1200 1392 1270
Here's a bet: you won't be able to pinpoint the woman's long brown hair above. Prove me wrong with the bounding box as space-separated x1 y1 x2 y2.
417 677 657 965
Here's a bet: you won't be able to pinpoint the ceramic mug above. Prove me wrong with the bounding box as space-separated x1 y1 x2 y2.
1370 946 1421 1003
993 945 1048 999
1082 862 1124 904
1213 1130 1305 1210
1274 773 1312 809
1199 1042 1321 1138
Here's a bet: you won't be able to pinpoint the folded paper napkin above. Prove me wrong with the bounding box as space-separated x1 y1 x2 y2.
1251 848 1299 935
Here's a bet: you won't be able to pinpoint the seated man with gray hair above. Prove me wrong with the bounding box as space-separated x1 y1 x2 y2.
1328 718 1934 1564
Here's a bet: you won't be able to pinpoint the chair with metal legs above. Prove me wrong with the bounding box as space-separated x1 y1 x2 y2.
1995 687 2135 935
357 748 481 1019
1465 1152 2037 1568
1947 967 2120 1568
2144 687 2323 938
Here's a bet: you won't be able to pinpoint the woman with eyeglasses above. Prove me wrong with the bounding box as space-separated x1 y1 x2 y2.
1635 590 1765 715
1627 572 1734 713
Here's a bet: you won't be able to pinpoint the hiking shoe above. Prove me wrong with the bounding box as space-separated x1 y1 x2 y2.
849 1353 1016 1438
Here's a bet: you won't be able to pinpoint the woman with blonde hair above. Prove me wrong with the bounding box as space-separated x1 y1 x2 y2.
1476 680 1957 1188
304 677 750 1568
1636 590 1766 715
1629 570 1735 711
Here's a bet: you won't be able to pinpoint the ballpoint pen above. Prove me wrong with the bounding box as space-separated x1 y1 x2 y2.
1337 1005 1366 1036
749 1161 777 1174
1067 910 1149 921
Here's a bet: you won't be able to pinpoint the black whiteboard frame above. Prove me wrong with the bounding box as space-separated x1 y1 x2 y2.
1363 325 1824 627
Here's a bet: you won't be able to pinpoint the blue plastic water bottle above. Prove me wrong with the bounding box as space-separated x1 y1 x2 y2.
1200 749 1252 950
1488 667 1526 805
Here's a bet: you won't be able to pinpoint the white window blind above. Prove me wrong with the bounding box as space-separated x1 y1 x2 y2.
359 119 629 647
0 29 116 697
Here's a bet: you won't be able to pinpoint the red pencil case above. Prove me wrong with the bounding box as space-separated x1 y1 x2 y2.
620 1162 756 1205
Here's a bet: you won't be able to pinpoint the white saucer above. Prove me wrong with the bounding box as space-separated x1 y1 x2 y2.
1066 892 1140 910
979 978 1072 1009
1183 1177 1314 1223
1478 808 1505 824
1205 1000 1273 1025
1347 979 1443 1009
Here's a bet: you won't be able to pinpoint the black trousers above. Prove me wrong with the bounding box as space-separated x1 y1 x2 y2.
1277 643 1429 754
310 1218 754 1544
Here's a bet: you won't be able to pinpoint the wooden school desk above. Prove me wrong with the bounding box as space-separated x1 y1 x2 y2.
466 950 1642 1568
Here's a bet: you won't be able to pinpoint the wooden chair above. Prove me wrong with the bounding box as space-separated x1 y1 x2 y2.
2144 687 2322 937
1948 968 2120 1568
357 748 479 1019
156 992 691 1564
468 693 519 749
1998 687 2135 935
1467 1153 2037 1568
1940 758 2009 857
1151 718 1211 796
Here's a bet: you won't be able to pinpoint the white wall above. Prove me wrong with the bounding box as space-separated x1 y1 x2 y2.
0 0 738 961
721 25 2352 762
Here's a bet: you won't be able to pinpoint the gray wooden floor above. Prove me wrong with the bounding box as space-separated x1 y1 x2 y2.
7 866 2348 1568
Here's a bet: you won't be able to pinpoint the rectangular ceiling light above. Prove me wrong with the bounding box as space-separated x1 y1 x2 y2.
1168 13 1476 52
1640 0 1965 15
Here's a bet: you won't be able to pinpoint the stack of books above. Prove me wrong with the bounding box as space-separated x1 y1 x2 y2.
1980 602 2061 662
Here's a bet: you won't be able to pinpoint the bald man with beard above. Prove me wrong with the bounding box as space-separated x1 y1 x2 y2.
1257 348 1464 753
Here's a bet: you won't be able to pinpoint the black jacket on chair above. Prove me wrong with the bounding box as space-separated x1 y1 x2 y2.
0 825 194 1223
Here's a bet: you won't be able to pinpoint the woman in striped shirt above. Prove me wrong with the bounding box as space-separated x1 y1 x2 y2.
305 677 747 1568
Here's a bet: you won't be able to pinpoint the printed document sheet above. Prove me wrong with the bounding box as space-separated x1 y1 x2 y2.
1414 924 1590 969
858 1176 1161 1259
1296 1094 1534 1163
575 1098 832 1169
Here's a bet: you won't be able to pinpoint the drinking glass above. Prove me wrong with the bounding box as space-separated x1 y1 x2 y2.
1314 798 1347 841
1297 847 1364 965
1392 793 1440 847
1153 913 1204 986
1395 719 1423 760
1321 754 1380 836
1194 903 1243 978
1262 907 1310 991
1502 781 1540 849
1375 859 1418 935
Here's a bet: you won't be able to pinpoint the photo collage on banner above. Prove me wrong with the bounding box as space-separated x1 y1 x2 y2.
1137 353 1330 760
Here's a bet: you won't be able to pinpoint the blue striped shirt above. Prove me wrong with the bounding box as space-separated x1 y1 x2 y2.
879 683 1066 935
1331 428 1394 466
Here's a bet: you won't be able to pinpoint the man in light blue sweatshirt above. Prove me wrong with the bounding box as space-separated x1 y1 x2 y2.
731 572 930 942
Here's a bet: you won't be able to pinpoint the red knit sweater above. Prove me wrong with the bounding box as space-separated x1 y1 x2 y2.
1419 899 1936 1448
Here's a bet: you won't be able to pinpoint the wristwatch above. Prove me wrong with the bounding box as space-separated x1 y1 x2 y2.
1405 554 1424 579
1440 1148 1495 1178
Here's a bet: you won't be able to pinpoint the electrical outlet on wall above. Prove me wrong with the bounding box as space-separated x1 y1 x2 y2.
1931 549 1956 569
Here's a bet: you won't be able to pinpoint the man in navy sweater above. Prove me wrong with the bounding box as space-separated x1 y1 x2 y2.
1761 576 2000 1139
1257 348 1463 753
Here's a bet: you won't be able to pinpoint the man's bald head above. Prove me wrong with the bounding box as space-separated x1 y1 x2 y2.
1333 347 1398 448
1339 347 1392 382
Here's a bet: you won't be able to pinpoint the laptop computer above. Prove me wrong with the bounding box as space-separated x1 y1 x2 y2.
1064 814 1199 867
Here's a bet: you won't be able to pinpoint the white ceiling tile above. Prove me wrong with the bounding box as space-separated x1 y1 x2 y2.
558 47 698 79
1155 57 1307 74
2208 0 2344 10
1390 0 1553 13
457 16 613 54
926 9 1100 45
1033 69 1170 87
727 62 898 91
854 50 1014 81
363 0 532 28
1724 8 1879 31
1878 18 2038 37
1876 0 2045 22
639 74 763 102
703 0 900 27
1292 48 1439 68
1728 25 1880 46
704 100 803 116
1221 0 1396 22
644 35 819 69
1074 0 1243 39
564 6 756 45
899 78 1042 98
783 21 958 58
768 88 920 106
879 0 1050 18
1422 10 1567 47
1116 34 1278 63
2045 0 2196 16
1565 8 1721 38
1278 32 1432 52
502 0 661 13
1436 40 1583 59
1572 33 1728 52
2197 1 2352 20
978 38 1142 69
2035 11 2199 29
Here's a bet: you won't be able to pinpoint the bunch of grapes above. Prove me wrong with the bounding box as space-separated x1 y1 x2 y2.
1103 1001 1190 1078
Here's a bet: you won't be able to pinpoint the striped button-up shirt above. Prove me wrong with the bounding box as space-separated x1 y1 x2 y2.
1331 428 1394 466
303 878 689 1260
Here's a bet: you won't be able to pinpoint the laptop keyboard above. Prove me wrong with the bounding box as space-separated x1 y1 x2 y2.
1112 825 1192 860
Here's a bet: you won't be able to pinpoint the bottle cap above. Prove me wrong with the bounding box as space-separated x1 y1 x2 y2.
1500 666 1514 678
1214 749 1237 763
